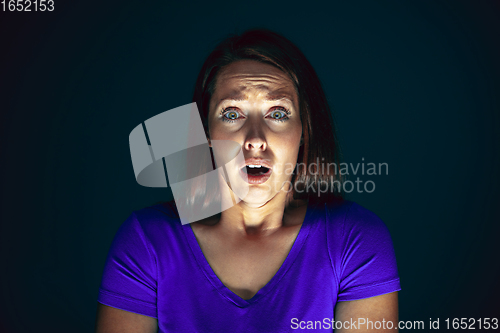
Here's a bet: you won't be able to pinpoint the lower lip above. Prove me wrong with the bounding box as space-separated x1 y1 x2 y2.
239 167 272 185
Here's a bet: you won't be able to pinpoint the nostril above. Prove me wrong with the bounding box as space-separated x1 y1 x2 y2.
245 141 266 150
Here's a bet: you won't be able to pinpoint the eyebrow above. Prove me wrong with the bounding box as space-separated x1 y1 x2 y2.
218 94 294 104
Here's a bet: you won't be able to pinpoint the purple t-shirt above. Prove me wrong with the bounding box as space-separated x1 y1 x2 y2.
98 199 401 332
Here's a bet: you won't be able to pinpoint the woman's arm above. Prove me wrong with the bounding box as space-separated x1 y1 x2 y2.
334 291 398 332
95 303 158 333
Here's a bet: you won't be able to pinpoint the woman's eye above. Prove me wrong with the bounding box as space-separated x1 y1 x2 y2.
221 108 242 122
268 107 290 122
225 111 239 119
270 110 286 119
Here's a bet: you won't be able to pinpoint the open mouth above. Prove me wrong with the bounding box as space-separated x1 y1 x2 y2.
241 165 271 176
239 163 272 185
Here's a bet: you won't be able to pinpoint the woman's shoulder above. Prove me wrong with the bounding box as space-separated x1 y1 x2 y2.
145 199 181 218
321 199 399 293
131 199 179 219
105 200 190 266
122 200 183 239
319 199 389 235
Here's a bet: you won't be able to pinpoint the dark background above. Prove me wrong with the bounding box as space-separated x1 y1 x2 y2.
1 0 499 332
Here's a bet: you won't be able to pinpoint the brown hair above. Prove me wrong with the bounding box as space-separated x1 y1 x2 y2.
192 28 345 204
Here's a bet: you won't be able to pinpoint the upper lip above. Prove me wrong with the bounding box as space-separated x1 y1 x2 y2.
240 158 272 170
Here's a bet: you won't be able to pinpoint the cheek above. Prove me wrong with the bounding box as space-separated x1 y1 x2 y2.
273 134 301 161
284 121 303 146
207 110 224 140
209 125 234 141
207 118 225 140
284 124 302 160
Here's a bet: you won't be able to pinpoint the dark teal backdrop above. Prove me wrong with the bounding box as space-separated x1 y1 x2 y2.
1 1 499 332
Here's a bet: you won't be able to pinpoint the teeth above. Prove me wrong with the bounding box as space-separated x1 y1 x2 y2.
248 165 262 168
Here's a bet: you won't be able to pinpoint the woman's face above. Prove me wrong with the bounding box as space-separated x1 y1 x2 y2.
207 60 302 207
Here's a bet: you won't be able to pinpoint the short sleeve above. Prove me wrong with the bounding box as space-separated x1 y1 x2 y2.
332 202 401 302
97 212 158 318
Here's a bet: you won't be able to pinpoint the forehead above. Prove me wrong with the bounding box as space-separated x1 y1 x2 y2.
211 60 298 107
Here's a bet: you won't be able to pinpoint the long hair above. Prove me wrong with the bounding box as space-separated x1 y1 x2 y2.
192 28 345 204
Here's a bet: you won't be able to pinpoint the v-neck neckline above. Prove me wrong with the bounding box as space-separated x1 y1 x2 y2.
181 202 315 308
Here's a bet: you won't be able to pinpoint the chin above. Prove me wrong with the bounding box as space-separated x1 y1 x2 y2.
240 188 275 207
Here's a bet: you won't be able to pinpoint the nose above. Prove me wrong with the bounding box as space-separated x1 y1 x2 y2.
244 136 267 151
243 122 267 151
242 112 267 151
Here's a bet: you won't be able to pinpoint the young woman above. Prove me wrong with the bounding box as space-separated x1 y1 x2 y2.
95 29 401 332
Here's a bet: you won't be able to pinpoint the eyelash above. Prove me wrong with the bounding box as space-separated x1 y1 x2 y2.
220 106 291 123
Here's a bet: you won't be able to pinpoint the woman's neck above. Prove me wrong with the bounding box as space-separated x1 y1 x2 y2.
217 191 307 236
